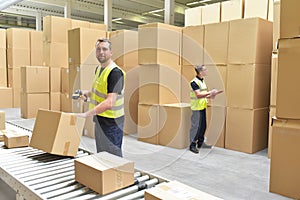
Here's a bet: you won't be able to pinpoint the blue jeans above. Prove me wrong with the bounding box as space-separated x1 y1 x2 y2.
190 109 207 147
94 116 124 157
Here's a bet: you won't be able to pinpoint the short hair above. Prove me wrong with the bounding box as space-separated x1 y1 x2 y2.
195 64 205 74
95 38 112 50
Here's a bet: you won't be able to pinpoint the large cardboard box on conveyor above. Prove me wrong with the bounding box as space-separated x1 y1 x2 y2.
74 152 134 195
30 109 85 156
0 111 5 130
144 180 223 200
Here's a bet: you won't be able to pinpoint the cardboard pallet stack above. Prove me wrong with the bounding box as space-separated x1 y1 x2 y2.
137 22 192 149
225 17 272 154
0 29 13 108
6 28 31 108
20 66 49 118
185 0 273 27
110 30 139 135
269 0 300 199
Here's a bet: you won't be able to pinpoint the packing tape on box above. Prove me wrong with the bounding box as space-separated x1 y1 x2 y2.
70 115 76 126
63 141 70 155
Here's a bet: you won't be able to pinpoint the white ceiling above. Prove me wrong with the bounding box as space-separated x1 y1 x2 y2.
0 0 228 30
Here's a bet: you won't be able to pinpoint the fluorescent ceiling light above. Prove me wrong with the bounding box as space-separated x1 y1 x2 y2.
186 0 212 6
112 17 122 21
148 8 164 14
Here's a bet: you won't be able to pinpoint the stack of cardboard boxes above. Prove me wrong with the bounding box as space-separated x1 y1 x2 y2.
138 23 191 149
7 28 31 107
185 0 273 27
109 30 139 135
269 0 300 199
0 29 13 108
225 18 272 153
20 66 49 118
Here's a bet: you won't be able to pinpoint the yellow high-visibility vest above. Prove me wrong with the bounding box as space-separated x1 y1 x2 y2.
89 62 125 118
190 77 208 111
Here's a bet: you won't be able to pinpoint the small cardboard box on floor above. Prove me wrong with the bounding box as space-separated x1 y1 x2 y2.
270 118 300 199
74 152 134 195
4 130 29 148
144 180 223 200
30 109 85 157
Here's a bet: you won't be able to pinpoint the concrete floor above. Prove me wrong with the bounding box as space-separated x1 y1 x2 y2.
0 108 292 200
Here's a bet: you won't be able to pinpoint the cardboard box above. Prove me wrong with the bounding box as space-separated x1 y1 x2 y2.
4 131 29 148
74 152 134 195
30 30 43 50
50 67 61 93
110 30 138 67
0 48 6 67
0 87 13 108
7 48 30 68
89 22 106 30
206 106 226 148
43 42 68 68
158 103 191 149
138 23 181 66
228 18 272 65
6 28 30 49
206 65 227 107
182 25 204 66
184 7 202 26
43 16 71 43
68 28 106 65
268 0 273 21
204 22 229 65
50 92 60 111
21 66 49 93
8 67 21 88
0 130 4 141
61 68 70 94
221 0 244 22
71 19 90 29
273 1 280 50
226 64 270 109
12 87 21 108
30 49 44 66
0 67 7 87
21 93 49 119
137 104 159 145
276 37 300 119
181 65 196 103
0 111 5 130
201 2 221 25
60 92 72 112
144 180 223 200
123 67 139 134
0 29 5 48
244 0 269 20
139 64 181 105
30 109 85 156
69 64 96 93
280 0 300 38
269 118 300 199
267 106 276 158
225 107 269 154
270 52 277 106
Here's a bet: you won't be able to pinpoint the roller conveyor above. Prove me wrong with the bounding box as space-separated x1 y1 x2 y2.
0 122 166 200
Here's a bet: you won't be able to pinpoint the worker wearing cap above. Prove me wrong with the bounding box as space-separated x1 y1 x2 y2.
189 65 222 154
77 38 125 157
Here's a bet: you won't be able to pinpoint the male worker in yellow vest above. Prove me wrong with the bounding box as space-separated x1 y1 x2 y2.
77 38 126 157
189 65 222 154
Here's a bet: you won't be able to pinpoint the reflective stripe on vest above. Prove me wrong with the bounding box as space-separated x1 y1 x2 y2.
89 62 125 118
190 77 208 111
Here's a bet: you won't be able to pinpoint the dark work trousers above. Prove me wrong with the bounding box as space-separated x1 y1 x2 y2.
93 116 124 157
189 109 207 147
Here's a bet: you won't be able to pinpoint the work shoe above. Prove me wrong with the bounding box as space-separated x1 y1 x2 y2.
189 146 199 154
198 143 212 149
